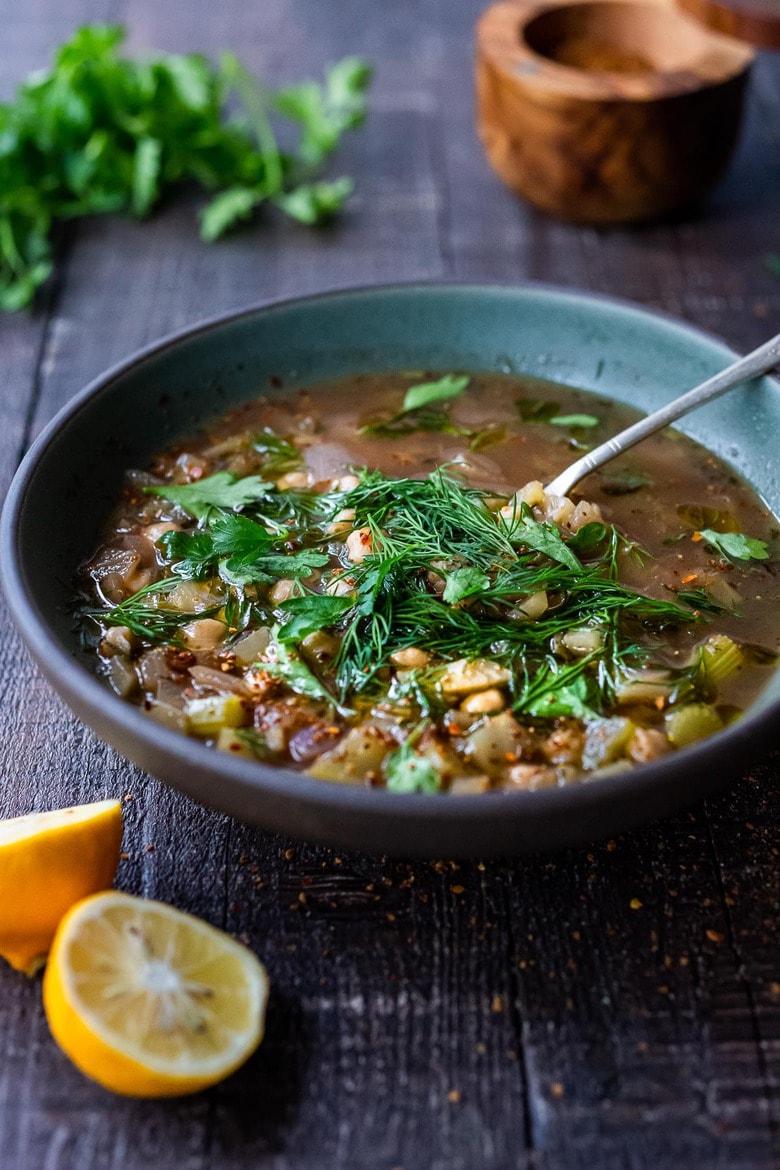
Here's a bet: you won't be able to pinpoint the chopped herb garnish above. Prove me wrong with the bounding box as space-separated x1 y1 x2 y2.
697 529 769 564
549 414 599 429
277 593 354 642
251 429 303 476
515 398 561 423
88 578 222 643
384 727 441 794
264 634 349 712
146 472 271 519
401 374 470 413
1 26 371 310
442 567 490 606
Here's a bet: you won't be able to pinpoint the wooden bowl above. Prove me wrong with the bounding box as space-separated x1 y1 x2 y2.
476 0 755 223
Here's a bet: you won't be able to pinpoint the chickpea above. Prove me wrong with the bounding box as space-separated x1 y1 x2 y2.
460 688 506 715
390 647 431 669
346 526 373 562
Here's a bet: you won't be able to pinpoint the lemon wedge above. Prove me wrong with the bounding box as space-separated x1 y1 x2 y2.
0 799 123 975
43 891 269 1097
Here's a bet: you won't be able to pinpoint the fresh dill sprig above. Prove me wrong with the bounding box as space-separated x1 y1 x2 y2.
87 578 223 643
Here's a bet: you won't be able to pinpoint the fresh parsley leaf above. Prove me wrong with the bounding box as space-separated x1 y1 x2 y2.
277 593 354 642
0 26 371 309
200 186 261 241
210 512 273 565
567 522 608 555
697 529 769 563
384 733 441 794
274 57 371 167
274 177 353 224
515 660 597 720
549 413 599 428
402 374 470 413
158 529 217 579
442 567 490 605
264 635 339 707
505 506 581 571
145 472 271 519
221 550 328 585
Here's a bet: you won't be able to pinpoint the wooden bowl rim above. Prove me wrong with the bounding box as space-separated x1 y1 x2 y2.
477 0 754 101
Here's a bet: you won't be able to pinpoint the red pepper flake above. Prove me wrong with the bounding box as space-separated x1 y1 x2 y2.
451 884 465 895
692 531 703 542
550 1082 565 1099
145 844 154 853
681 573 698 584
706 929 725 943
447 1089 461 1104
491 995 504 1013
504 751 517 763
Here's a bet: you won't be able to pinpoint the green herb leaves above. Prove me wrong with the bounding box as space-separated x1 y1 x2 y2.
384 730 441 793
159 511 328 585
697 529 769 564
277 594 354 642
515 399 600 430
401 374 470 413
147 472 271 519
442 567 490 605
360 374 471 439
549 414 599 429
1 26 371 309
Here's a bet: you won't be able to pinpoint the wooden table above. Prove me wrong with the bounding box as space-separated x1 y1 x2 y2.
1 3 778 1167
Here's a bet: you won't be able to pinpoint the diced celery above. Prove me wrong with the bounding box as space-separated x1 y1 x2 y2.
186 693 246 737
306 727 391 782
582 717 635 769
665 703 723 748
700 635 744 687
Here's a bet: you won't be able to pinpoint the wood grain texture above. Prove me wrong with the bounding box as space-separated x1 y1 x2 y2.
475 0 753 223
0 0 778 1167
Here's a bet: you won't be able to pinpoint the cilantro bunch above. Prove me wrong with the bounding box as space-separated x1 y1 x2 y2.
0 24 371 309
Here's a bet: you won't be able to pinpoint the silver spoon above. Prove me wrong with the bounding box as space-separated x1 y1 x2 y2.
545 330 780 499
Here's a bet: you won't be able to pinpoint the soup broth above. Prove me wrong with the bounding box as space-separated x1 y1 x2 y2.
80 371 780 794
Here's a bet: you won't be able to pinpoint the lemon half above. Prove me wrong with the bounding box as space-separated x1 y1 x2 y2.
43 891 269 1097
0 799 122 974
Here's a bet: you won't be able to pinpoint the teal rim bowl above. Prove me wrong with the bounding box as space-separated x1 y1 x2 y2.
2 283 778 857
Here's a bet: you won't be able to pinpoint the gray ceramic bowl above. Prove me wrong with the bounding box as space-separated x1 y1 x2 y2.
2 284 779 857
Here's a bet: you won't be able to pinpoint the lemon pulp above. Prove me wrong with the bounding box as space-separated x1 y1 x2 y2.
44 891 269 1096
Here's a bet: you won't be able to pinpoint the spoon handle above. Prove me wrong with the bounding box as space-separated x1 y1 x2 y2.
545 331 780 499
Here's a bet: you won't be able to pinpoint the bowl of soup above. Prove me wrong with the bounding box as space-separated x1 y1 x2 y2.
2 284 778 855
